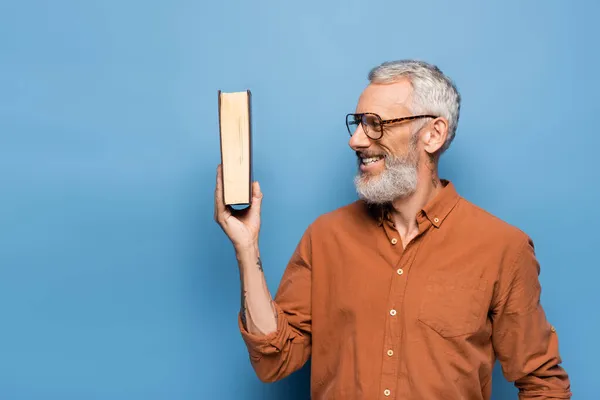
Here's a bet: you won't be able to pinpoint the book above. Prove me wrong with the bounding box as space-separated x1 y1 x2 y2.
218 89 253 207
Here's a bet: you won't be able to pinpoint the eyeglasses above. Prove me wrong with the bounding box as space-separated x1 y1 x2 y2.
345 112 438 140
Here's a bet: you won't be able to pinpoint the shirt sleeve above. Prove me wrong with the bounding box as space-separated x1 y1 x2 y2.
491 235 572 399
238 225 313 383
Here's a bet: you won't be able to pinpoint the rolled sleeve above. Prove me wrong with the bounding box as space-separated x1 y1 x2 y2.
238 302 305 359
492 236 572 399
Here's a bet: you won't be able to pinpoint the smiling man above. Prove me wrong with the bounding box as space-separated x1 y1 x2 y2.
214 60 571 399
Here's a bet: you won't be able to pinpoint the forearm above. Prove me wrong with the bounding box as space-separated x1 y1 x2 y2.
235 231 313 383
236 244 277 335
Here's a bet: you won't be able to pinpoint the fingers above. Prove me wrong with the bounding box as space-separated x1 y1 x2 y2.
214 164 229 223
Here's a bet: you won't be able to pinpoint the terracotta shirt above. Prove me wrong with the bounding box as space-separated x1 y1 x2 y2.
238 181 571 399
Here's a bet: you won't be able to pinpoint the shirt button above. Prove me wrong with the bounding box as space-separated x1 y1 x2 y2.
391 238 398 245
384 389 391 396
433 217 439 223
397 268 403 275
390 309 397 316
387 349 394 356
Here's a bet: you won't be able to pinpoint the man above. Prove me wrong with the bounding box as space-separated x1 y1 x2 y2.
214 60 571 399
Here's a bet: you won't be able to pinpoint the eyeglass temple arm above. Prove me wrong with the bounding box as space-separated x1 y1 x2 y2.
380 115 438 124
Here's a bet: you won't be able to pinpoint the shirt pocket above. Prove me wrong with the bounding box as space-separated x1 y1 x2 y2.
417 275 488 338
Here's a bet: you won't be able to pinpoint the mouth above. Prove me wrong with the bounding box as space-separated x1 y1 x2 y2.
357 153 386 172
360 155 385 165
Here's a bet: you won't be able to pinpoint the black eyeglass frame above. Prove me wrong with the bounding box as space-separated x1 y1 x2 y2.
345 112 438 140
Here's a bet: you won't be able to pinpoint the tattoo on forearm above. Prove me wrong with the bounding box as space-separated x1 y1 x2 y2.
257 257 263 272
240 289 248 329
271 299 278 323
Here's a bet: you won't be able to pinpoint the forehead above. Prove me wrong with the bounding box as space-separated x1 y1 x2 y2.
355 78 413 116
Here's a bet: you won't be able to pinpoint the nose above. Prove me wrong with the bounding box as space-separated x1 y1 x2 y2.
348 123 371 151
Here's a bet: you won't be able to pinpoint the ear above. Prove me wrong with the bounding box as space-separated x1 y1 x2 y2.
422 117 449 155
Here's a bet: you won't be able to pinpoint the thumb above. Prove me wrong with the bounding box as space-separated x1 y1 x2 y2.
251 181 263 212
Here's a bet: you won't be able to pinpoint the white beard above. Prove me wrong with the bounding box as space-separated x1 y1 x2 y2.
354 143 419 205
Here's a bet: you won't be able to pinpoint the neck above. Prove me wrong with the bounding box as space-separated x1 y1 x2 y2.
389 167 442 240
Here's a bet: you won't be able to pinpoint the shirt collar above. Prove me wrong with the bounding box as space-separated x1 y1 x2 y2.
419 180 460 228
374 179 461 229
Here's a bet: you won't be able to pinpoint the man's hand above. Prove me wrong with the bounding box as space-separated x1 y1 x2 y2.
214 164 263 251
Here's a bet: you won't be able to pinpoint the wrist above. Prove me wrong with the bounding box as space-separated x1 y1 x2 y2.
235 242 259 260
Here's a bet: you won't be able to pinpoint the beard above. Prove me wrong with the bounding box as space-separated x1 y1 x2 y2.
353 139 419 205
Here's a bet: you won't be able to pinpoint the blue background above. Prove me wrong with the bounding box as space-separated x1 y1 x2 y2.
1 0 597 399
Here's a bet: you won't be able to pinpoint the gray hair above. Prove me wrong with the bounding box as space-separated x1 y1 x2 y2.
368 60 461 153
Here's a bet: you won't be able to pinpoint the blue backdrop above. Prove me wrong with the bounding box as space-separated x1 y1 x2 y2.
1 0 598 399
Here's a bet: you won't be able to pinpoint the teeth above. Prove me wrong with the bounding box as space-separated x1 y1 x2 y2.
362 156 384 165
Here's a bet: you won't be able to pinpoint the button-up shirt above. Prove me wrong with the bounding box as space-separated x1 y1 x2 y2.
238 181 571 399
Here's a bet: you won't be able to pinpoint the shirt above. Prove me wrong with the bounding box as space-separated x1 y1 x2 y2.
238 180 571 399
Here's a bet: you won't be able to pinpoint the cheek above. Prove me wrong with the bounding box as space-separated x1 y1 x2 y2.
381 138 408 156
